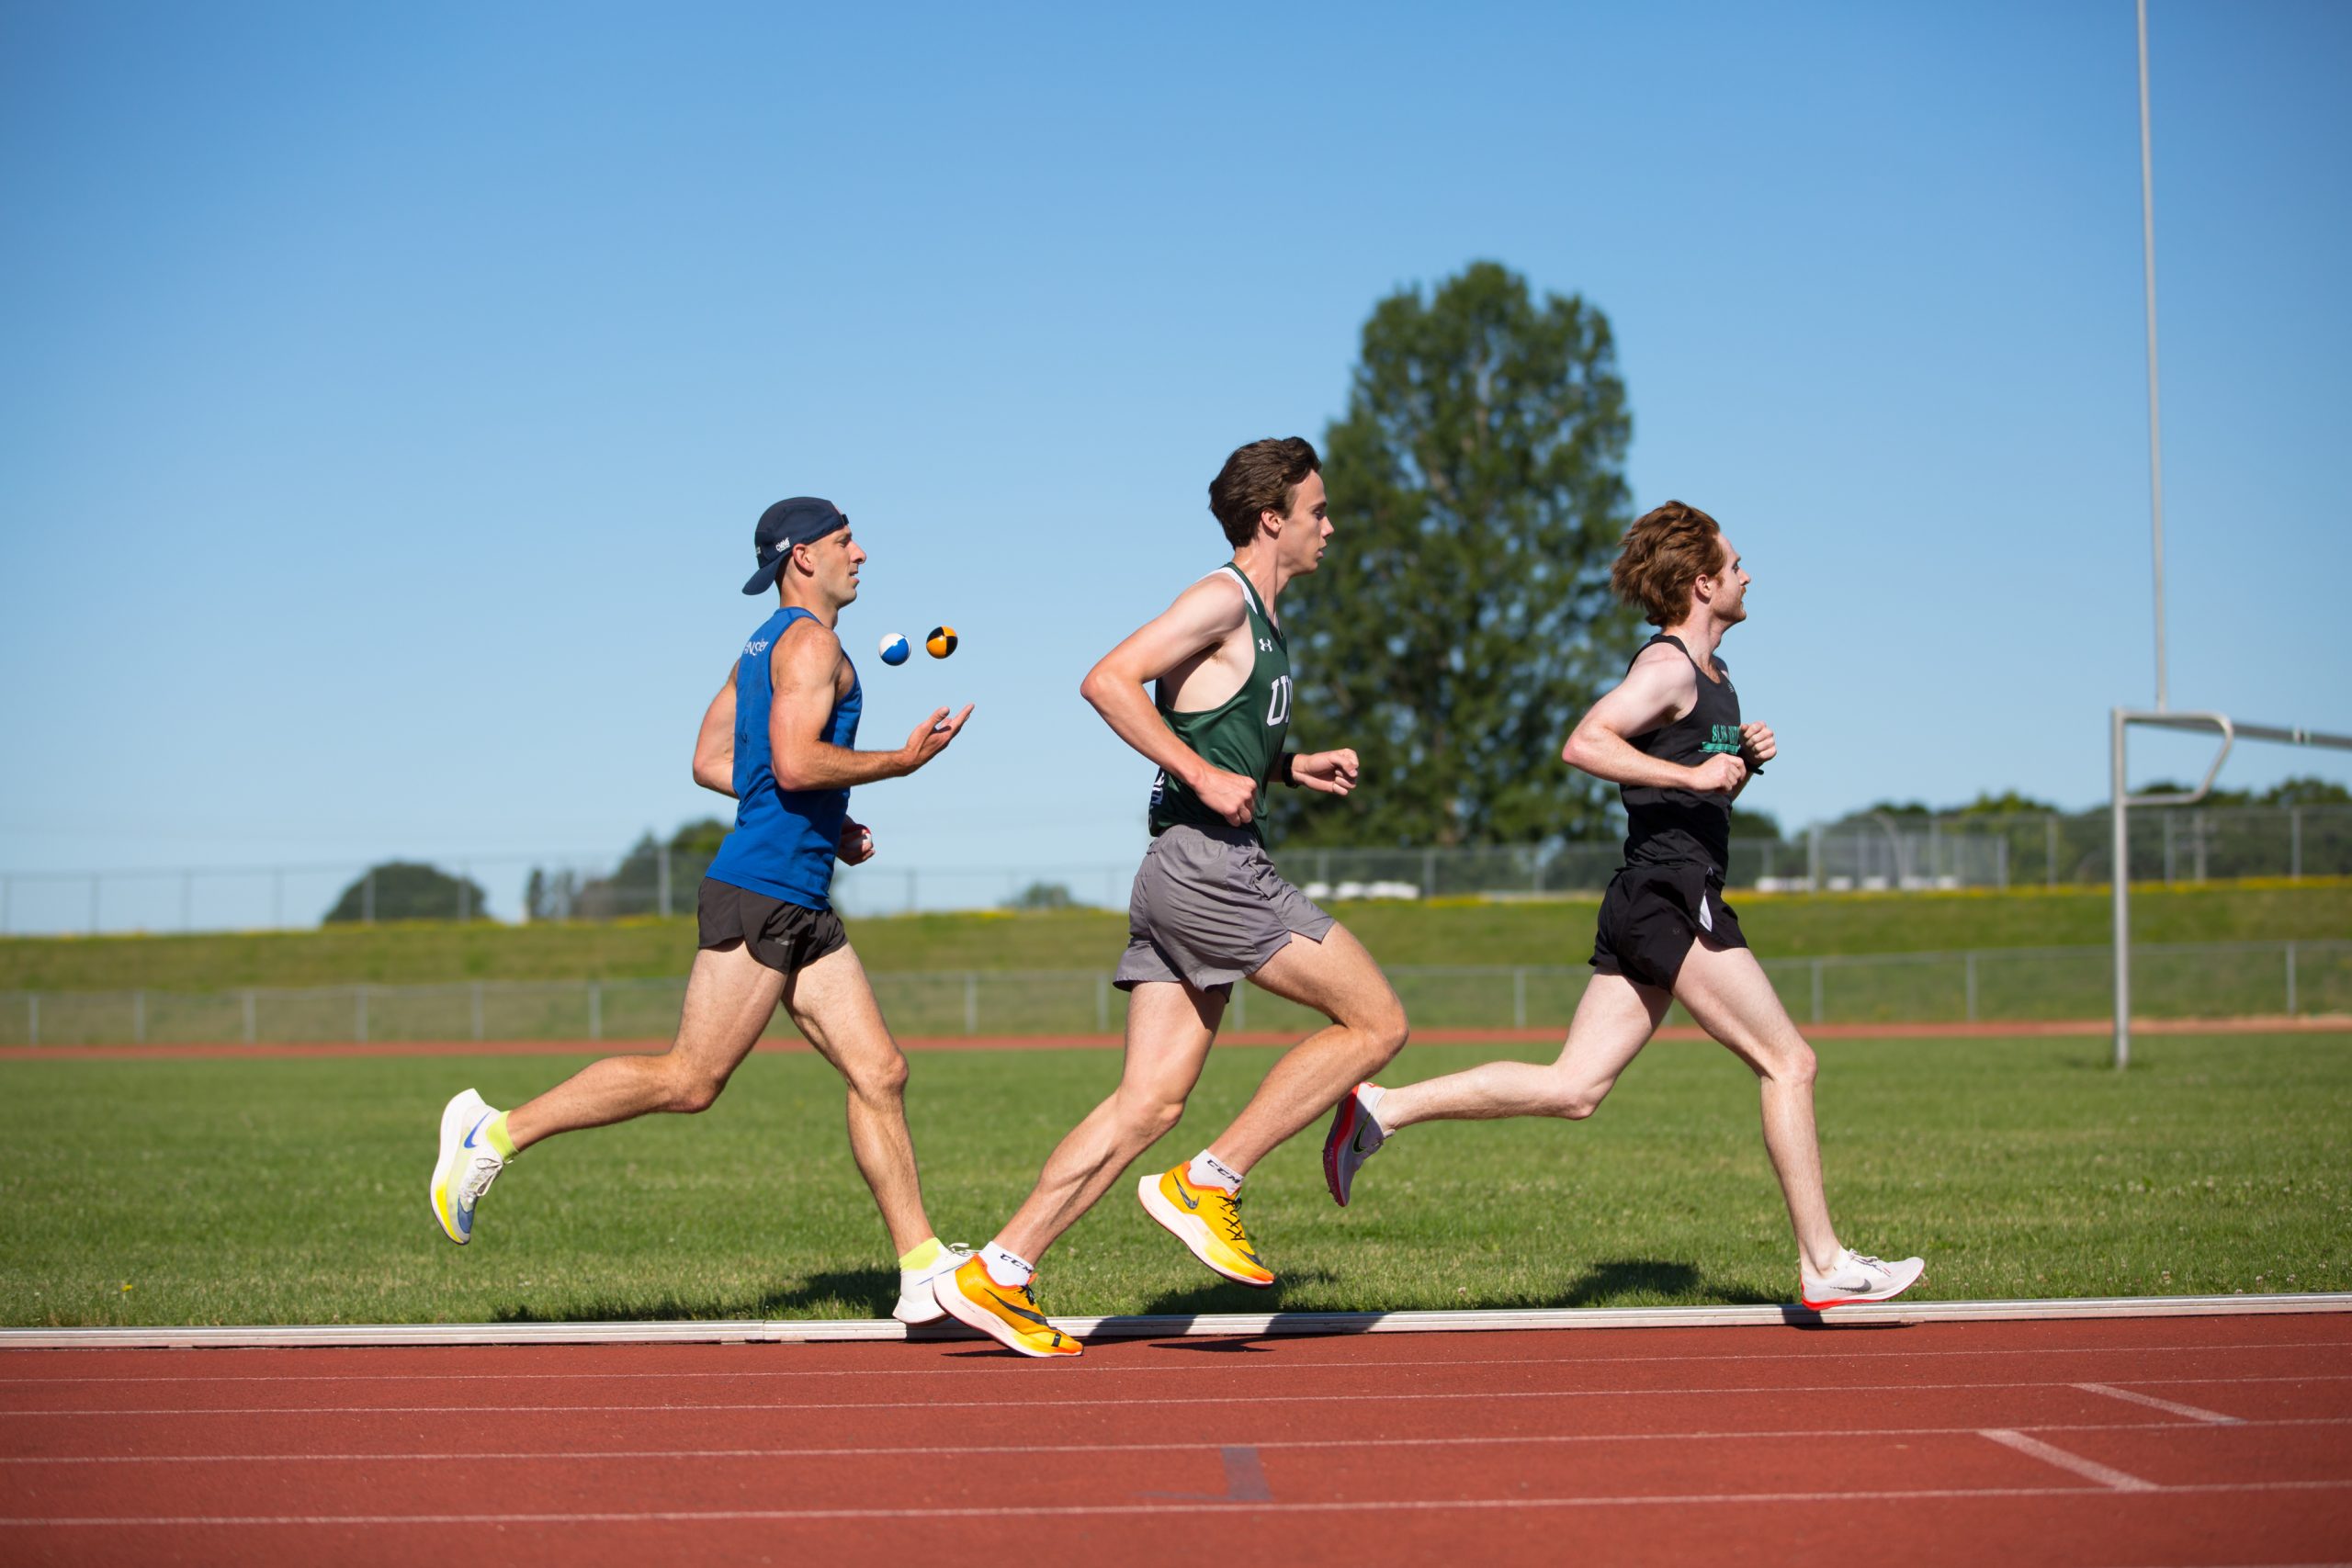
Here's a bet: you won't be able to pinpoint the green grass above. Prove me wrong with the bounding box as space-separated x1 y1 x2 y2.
3 1032 2344 1326
3 879 2346 993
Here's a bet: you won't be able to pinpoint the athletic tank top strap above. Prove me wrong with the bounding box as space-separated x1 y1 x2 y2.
705 606 863 910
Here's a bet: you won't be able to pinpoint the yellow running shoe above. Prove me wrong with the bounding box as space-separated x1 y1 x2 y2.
1137 1166 1274 1288
930 1257 1082 1358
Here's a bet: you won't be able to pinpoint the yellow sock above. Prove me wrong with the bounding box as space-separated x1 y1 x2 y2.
898 1236 944 1271
484 1112 518 1160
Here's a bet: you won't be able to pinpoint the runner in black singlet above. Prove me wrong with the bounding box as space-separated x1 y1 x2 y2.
1322 502 1923 1314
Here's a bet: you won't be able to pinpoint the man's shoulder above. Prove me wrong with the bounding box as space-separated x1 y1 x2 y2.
1170 568 1251 627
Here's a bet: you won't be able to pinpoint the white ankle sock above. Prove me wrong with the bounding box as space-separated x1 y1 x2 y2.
981 1241 1035 1288
1361 1084 1393 1134
1187 1150 1244 1193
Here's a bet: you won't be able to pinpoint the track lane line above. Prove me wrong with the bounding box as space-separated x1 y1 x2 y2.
2072 1382 2245 1424
6 1415 2347 1466
1979 1428 2158 1491
6 1478 2348 1527
8 1371 2346 1418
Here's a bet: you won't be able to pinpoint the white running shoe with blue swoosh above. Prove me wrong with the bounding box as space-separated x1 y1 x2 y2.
430 1089 509 1246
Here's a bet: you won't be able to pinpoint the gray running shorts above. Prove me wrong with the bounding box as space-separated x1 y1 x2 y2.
1114 822 1336 995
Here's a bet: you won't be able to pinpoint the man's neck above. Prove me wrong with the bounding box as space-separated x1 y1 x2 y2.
1661 610 1728 669
1231 545 1291 615
779 587 841 628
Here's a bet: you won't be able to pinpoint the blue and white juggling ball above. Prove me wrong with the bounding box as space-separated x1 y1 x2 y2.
877 633 911 666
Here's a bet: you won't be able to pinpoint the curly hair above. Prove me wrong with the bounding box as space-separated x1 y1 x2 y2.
1207 436 1320 548
1610 501 1727 626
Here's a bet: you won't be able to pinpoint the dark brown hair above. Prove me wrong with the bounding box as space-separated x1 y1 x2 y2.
1611 501 1727 626
1207 436 1320 547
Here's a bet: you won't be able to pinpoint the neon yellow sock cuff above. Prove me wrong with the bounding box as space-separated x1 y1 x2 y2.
483 1112 518 1160
897 1236 944 1271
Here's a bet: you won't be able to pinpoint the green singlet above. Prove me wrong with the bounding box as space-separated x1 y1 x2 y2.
1147 563 1295 840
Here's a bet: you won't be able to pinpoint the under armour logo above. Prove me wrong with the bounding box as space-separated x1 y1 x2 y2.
1258 638 1272 652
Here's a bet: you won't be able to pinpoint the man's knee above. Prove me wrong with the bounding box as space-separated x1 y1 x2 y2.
1758 1036 1817 1089
844 1046 910 1105
1116 1090 1187 1144
660 1056 731 1114
1363 998 1408 1066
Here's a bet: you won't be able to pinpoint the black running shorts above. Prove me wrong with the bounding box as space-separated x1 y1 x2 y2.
1590 862 1747 991
695 877 848 976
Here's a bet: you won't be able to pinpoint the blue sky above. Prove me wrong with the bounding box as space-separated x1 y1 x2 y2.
3 1 2347 926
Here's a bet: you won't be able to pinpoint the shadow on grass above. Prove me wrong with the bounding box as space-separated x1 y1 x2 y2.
492 1266 898 1324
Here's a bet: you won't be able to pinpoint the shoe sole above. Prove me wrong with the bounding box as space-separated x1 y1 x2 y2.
429 1091 482 1246
930 1274 1080 1358
1136 1173 1274 1288
1322 1091 1366 1208
1801 1261 1926 1311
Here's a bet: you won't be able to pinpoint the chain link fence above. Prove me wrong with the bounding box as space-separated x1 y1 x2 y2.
4 940 2344 1047
4 807 2347 936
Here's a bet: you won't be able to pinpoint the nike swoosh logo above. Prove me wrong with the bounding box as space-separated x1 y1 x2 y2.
461 1115 490 1150
983 1288 1053 1327
1175 1186 1199 1212
1351 1126 1374 1155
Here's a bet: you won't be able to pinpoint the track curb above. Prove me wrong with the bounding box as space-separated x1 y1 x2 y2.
6 1292 2346 1350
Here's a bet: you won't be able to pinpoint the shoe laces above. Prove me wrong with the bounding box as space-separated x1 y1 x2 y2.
1208 1186 1250 1245
458 1150 503 1209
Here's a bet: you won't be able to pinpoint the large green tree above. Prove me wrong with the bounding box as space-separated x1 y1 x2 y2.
1271 261 1636 848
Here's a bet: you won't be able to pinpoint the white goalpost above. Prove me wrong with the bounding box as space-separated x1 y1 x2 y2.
2108 710 2352 1068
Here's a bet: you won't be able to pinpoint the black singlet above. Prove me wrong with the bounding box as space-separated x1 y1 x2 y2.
1617 633 1749 874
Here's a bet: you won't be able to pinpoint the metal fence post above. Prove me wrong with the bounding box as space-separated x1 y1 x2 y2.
1965 952 1978 1023
588 982 602 1041
657 846 673 919
2285 942 2298 1017
356 986 368 1043
133 988 145 1044
962 973 978 1034
1513 968 1527 1029
1810 959 1824 1025
243 990 256 1044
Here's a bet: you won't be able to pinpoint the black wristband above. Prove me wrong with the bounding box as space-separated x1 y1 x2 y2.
1281 751 1300 787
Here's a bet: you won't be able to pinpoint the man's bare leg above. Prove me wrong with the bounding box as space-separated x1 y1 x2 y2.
994 978 1223 1261
1670 939 1841 1274
1376 974 1668 1129
783 942 933 1256
503 942 785 1149
1207 923 1408 1173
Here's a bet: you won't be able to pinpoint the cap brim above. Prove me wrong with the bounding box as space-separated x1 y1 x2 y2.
742 558 784 595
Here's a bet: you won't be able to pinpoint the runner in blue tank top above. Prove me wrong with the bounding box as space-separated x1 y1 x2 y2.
1324 502 1925 1314
427 496 978 1324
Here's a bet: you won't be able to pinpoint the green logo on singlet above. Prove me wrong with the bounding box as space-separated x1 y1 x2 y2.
1701 724 1741 755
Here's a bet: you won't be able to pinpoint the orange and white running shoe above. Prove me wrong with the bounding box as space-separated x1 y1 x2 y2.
1137 1166 1275 1287
1322 1082 1389 1208
930 1257 1082 1358
1800 1248 1926 1310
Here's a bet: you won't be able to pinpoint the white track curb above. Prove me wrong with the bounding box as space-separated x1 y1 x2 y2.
4 1292 2346 1350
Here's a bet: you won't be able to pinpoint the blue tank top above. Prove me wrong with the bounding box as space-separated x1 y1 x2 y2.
705 606 863 910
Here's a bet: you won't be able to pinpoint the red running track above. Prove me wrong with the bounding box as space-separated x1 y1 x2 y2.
2 1312 2347 1567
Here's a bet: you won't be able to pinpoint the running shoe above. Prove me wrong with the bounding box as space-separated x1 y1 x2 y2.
1322 1082 1389 1207
1800 1248 1926 1310
892 1243 973 1325
930 1257 1082 1358
1137 1166 1274 1287
429 1089 508 1246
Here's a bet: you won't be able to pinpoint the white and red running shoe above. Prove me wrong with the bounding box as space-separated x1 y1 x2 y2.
1800 1248 1926 1310
1321 1082 1390 1208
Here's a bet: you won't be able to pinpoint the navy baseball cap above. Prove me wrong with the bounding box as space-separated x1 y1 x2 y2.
742 496 849 595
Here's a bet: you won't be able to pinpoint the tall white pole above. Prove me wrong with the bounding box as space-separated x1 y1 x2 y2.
2137 0 2169 712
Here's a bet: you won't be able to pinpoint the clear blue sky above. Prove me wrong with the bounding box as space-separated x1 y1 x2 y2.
3 1 2347 925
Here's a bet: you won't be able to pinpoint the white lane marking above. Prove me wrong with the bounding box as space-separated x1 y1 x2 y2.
1979 1428 2157 1491
2075 1382 2244 1425
6 1371 2346 1418
1 1339 2343 1385
6 1416 2348 1466
5 1479 2349 1527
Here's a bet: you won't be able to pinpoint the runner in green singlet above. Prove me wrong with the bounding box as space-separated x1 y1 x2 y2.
933 436 1413 1358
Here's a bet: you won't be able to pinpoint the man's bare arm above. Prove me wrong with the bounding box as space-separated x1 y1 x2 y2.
692 665 739 797
1078 577 1258 825
1562 647 1747 795
769 621 972 790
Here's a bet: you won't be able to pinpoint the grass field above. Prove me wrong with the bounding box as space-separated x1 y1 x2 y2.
3 1032 2343 1328
4 880 2347 994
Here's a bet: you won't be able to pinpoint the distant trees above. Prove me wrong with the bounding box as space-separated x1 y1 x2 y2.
324 862 490 924
1003 881 1076 911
